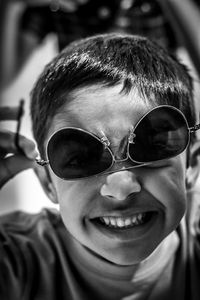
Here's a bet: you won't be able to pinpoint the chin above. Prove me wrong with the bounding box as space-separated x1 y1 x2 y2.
102 244 159 266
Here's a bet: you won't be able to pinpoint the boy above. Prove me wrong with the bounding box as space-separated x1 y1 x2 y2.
1 33 200 299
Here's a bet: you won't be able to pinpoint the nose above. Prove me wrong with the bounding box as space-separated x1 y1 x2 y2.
100 170 141 201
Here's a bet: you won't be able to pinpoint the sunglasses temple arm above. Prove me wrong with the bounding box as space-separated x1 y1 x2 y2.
189 124 200 132
35 158 49 166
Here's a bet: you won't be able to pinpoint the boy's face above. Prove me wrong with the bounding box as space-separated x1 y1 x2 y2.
44 84 187 265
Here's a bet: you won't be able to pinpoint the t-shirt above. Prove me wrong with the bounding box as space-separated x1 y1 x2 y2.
0 208 200 300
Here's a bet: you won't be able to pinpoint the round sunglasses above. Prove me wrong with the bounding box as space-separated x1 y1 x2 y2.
36 105 200 180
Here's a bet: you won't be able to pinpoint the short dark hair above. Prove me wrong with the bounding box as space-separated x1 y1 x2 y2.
30 33 195 157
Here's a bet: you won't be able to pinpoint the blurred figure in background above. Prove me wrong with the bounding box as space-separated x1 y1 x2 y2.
1 0 200 89
0 0 121 89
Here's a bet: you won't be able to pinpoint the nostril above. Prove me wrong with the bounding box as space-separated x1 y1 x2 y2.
103 194 115 200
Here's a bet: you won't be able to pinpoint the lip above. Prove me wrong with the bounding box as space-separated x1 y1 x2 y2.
90 206 159 219
89 211 160 242
88 190 165 220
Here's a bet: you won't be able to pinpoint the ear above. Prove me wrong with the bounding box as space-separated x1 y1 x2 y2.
33 164 58 204
186 140 200 190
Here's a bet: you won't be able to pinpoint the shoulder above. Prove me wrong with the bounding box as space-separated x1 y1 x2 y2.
0 208 70 275
0 207 61 229
0 209 72 298
0 208 64 247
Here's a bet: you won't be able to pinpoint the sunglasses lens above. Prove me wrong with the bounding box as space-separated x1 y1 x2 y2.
129 106 189 162
47 129 113 179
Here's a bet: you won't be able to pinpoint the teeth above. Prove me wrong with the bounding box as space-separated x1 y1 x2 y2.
103 217 110 225
132 216 137 223
110 218 116 226
125 218 132 226
100 213 146 228
137 214 143 221
116 218 124 227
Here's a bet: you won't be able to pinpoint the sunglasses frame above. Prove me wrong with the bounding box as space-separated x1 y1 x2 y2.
36 105 200 179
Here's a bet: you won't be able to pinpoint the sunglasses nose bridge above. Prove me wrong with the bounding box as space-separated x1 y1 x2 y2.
113 155 129 163
106 141 137 172
111 141 129 162
108 156 136 174
112 140 135 164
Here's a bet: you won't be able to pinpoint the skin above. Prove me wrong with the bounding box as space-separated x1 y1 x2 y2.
43 83 187 265
0 105 38 187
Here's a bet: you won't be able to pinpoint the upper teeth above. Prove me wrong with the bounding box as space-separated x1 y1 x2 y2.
100 213 146 228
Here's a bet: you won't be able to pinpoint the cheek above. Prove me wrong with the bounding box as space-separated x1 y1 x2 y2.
51 178 83 225
142 161 187 230
53 179 94 236
145 165 186 201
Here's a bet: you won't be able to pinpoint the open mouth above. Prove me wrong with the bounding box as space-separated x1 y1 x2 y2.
94 212 155 230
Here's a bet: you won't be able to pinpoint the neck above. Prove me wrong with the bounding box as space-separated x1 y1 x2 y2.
67 231 179 281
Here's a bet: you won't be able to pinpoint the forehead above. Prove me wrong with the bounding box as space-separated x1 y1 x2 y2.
48 84 154 140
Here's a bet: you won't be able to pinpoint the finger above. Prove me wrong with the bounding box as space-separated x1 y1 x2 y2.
0 131 18 158
0 131 38 159
18 135 38 160
0 106 21 121
0 155 36 188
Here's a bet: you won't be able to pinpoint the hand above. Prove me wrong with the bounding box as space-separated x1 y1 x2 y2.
0 106 38 189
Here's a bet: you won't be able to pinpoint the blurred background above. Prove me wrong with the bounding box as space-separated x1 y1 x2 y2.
0 0 200 214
